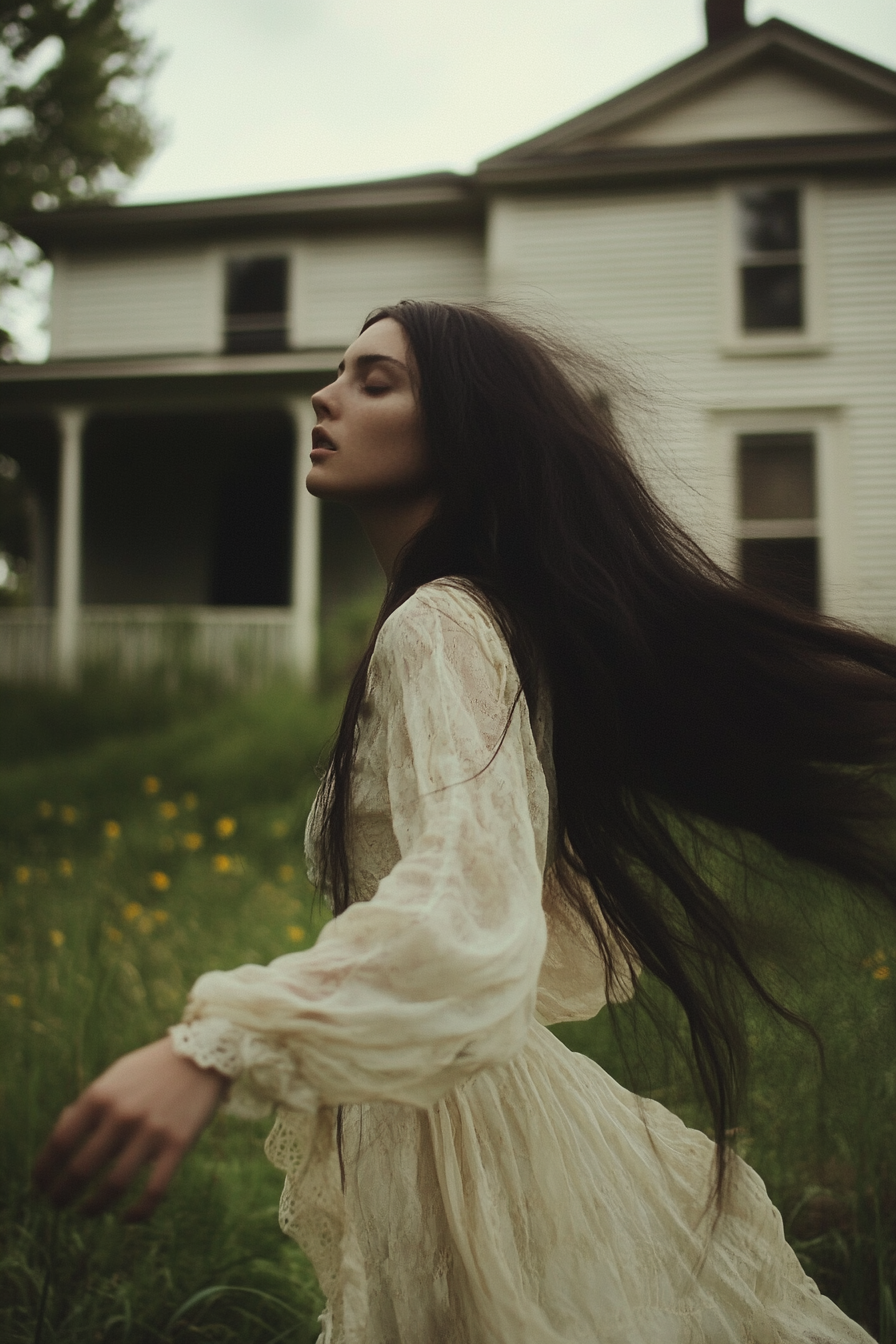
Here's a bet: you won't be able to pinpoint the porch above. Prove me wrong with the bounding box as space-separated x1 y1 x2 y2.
0 350 378 685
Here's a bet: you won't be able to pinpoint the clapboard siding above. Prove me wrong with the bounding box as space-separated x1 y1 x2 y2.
487 180 896 634
610 66 896 146
292 229 485 347
51 247 220 357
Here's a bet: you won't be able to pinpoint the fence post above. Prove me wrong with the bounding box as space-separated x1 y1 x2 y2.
54 407 86 683
287 397 320 687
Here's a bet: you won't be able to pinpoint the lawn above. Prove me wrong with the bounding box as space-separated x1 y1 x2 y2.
1 670 894 1341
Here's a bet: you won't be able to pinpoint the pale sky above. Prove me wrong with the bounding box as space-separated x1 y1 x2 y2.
5 0 895 356
128 0 896 202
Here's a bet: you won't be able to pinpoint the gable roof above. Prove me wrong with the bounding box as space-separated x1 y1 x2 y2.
478 18 896 187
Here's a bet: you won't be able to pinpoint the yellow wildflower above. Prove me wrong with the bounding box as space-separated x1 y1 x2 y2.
153 909 169 924
159 801 178 821
106 927 123 943
123 902 143 921
184 792 198 811
104 820 122 840
271 819 289 838
137 914 154 935
213 854 233 874
215 816 237 839
149 871 171 892
60 805 77 825
278 864 295 883
873 965 891 981
183 832 203 851
6 994 23 1008
58 859 73 878
14 866 30 885
286 925 305 943
49 929 65 948
143 776 161 795
37 801 53 819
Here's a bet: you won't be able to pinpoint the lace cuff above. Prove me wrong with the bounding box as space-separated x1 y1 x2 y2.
169 1017 319 1120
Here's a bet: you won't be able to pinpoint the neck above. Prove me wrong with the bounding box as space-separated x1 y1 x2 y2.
354 493 439 579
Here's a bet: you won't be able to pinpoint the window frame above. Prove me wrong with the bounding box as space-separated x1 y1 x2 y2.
717 180 828 357
706 408 854 620
217 245 297 355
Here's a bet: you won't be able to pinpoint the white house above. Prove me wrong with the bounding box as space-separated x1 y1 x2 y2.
1 3 894 682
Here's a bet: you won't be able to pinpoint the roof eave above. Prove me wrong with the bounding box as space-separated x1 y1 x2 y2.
14 172 483 251
476 132 896 190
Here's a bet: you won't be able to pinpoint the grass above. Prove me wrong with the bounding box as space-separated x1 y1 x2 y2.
1 672 894 1340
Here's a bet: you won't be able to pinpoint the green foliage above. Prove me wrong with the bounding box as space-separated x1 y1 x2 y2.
0 682 337 1340
0 673 893 1338
0 0 160 312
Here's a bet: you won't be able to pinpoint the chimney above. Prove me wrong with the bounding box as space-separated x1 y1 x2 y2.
705 0 749 44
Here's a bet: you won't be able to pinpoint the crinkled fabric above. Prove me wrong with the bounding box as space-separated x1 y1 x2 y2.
171 580 870 1344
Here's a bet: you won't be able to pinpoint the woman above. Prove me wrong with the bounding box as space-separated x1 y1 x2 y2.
36 302 896 1343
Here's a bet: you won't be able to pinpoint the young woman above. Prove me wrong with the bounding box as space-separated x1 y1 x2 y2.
36 303 896 1343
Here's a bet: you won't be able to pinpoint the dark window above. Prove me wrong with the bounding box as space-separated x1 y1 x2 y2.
737 432 819 609
225 257 288 354
737 189 803 332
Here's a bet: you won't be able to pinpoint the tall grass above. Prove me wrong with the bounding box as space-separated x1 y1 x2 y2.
0 666 894 1339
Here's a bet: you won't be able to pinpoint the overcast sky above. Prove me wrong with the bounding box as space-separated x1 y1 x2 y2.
6 0 895 356
128 0 896 202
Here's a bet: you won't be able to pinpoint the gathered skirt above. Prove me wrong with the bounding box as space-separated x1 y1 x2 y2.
265 1022 871 1344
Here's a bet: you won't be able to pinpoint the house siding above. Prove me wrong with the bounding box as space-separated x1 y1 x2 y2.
50 246 221 358
291 228 485 347
486 179 896 635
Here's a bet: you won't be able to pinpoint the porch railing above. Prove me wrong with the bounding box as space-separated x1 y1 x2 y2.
0 607 301 685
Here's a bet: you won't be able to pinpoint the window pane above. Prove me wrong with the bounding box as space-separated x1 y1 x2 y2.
741 264 803 331
739 433 815 520
739 188 800 253
226 258 287 317
740 537 819 609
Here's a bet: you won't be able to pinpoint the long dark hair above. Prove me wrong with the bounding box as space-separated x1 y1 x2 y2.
317 299 896 1195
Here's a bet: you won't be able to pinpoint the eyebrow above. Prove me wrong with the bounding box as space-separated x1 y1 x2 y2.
337 353 409 374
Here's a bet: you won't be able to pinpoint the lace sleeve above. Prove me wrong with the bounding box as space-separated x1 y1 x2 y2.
170 585 550 1118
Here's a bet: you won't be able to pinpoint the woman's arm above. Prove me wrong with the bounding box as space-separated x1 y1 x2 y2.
168 589 550 1116
34 586 550 1215
33 1037 227 1220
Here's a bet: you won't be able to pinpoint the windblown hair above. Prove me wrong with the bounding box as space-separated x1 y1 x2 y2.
317 299 896 1195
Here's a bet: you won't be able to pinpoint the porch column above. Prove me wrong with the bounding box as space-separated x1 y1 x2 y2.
54 407 86 682
288 397 320 686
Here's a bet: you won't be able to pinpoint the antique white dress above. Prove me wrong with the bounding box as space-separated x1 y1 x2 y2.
171 580 871 1344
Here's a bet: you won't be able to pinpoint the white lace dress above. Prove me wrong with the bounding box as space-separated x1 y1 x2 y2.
170 581 871 1344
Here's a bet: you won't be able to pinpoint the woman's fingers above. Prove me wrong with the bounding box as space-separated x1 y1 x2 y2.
32 1095 107 1192
79 1128 175 1218
44 1110 140 1209
33 1038 228 1221
122 1145 185 1223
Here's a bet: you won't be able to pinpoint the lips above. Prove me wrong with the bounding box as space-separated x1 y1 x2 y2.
311 427 337 451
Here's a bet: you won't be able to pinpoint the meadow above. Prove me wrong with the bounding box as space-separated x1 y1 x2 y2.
1 651 894 1341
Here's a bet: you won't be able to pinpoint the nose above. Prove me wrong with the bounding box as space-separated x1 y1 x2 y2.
311 381 337 420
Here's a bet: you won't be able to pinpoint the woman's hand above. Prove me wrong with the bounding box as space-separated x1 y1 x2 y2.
33 1036 229 1222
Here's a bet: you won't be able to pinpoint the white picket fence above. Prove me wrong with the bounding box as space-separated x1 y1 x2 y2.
0 607 301 685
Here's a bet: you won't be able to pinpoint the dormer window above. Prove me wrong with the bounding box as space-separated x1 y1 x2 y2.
738 188 803 332
224 257 288 354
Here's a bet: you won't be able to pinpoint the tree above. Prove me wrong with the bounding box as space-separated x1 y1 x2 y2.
0 0 160 350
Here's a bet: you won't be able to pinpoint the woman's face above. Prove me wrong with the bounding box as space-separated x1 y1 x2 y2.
306 318 430 503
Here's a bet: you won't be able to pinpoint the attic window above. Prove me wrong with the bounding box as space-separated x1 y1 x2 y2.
737 432 818 609
225 257 288 354
737 189 803 332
